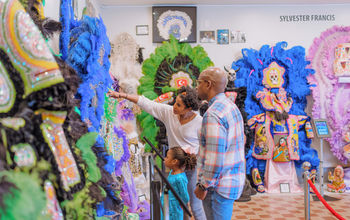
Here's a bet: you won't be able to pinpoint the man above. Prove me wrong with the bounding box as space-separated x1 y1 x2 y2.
194 67 245 220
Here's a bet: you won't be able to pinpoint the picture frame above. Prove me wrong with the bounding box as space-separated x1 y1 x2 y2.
200 31 215 43
152 6 197 43
136 25 149 36
312 119 332 138
231 30 247 43
280 183 290 193
217 29 229 44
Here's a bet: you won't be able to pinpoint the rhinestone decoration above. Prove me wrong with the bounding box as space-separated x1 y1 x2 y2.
0 61 15 113
40 111 81 191
43 181 64 220
11 143 36 167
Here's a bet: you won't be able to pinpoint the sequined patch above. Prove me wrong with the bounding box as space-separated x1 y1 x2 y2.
103 121 124 161
11 143 36 167
262 61 285 88
0 61 15 113
15 11 52 60
0 0 64 97
170 71 192 89
43 180 64 220
39 110 81 191
0 117 25 130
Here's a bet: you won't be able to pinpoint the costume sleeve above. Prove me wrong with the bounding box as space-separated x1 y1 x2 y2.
173 176 189 204
137 95 172 123
197 112 227 188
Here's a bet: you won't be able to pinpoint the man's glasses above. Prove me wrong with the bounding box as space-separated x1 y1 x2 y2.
196 79 207 84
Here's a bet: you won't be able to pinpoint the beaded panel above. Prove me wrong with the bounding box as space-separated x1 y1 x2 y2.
39 110 81 191
0 0 64 97
0 61 15 113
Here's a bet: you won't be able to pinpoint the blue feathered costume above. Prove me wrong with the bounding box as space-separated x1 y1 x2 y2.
59 0 123 217
232 42 319 192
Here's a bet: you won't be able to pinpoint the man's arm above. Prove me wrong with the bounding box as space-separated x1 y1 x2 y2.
197 113 227 188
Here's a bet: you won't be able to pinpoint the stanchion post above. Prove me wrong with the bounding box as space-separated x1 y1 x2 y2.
303 161 311 220
149 155 154 220
319 138 324 197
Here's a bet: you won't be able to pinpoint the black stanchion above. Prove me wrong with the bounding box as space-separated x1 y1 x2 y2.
151 180 162 220
143 136 164 161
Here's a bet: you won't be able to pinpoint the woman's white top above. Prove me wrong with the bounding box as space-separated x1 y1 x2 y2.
137 96 202 154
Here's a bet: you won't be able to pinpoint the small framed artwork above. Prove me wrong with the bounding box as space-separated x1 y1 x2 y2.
200 31 215 43
312 119 331 138
231 30 246 43
152 6 197 43
280 183 290 193
136 25 149 36
217 29 229 44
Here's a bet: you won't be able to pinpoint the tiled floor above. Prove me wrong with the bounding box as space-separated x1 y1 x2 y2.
232 192 350 220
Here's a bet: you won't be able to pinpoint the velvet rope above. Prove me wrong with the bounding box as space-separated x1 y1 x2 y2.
307 179 345 220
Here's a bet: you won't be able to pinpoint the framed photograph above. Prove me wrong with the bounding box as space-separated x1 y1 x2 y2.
280 183 290 193
231 30 246 43
200 31 215 43
217 29 229 44
152 6 197 43
136 25 149 35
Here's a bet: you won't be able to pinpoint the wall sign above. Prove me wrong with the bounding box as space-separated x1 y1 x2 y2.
280 14 335 22
136 25 149 35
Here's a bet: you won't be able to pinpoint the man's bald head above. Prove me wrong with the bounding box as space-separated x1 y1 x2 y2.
199 67 228 93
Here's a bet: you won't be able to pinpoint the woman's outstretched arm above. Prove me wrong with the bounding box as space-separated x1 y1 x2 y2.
107 90 171 122
107 90 139 103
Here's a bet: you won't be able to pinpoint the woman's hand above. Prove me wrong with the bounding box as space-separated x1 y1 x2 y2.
107 90 139 103
107 90 126 99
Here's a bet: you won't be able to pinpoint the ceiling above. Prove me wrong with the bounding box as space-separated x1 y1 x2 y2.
98 0 350 6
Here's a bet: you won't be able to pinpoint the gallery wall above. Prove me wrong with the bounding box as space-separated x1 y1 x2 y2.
44 1 350 167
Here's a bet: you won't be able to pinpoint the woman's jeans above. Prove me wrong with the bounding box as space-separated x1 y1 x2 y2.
185 169 206 220
203 188 235 220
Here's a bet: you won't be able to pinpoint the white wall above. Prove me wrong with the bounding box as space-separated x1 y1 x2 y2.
43 0 100 20
100 4 350 69
100 3 350 168
43 2 350 167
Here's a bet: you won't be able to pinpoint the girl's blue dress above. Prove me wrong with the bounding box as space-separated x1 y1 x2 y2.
167 170 189 220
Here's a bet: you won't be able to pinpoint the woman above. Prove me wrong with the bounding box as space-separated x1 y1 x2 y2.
108 86 206 220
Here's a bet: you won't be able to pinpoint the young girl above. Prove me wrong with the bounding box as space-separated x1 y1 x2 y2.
164 146 197 220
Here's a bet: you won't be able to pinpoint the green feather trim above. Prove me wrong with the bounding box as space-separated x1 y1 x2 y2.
0 171 47 220
98 185 107 198
142 91 158 100
61 182 95 220
142 60 158 77
161 86 177 94
75 132 101 183
137 35 213 152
